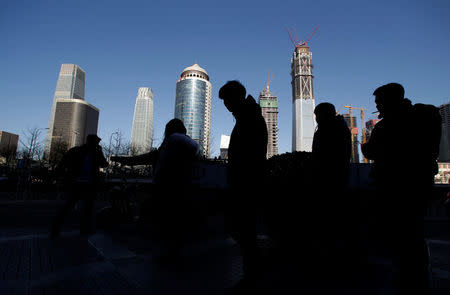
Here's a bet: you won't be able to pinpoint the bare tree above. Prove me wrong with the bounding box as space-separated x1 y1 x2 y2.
19 127 45 161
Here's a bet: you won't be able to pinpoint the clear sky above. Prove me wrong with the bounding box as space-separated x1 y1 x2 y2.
1 0 450 156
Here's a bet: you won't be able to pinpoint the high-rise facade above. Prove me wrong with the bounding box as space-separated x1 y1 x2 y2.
44 64 99 160
0 131 19 161
48 99 99 160
130 87 154 154
174 63 212 157
439 103 450 162
343 114 360 163
258 85 278 158
291 45 316 152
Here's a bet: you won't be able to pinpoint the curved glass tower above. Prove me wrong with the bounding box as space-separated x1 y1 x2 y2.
174 63 212 157
131 87 154 154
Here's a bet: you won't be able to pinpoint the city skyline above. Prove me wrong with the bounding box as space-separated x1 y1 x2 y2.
2 0 450 157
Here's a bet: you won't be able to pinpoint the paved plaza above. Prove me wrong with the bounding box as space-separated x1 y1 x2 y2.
0 200 449 294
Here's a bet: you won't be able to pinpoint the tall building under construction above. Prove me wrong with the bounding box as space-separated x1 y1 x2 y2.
258 81 278 159
289 28 318 152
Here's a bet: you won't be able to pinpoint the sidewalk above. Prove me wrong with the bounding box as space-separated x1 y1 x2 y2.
2 228 449 295
0 199 449 294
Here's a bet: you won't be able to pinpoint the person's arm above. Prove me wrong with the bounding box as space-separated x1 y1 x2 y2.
97 145 108 168
361 123 381 160
110 151 156 166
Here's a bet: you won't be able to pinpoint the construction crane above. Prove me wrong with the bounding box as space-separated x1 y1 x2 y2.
286 25 319 48
344 105 368 163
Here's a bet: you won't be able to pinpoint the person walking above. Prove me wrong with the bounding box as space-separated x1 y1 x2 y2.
219 80 268 292
50 134 107 237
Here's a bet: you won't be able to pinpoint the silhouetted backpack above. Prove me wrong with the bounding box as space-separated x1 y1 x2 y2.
411 103 442 176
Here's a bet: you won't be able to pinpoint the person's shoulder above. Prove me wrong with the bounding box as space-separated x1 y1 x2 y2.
169 133 198 147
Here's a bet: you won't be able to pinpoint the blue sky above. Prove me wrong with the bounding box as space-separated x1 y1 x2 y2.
1 0 450 156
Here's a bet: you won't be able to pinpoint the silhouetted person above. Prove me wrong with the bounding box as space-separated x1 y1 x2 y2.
50 134 107 237
312 102 351 189
219 81 268 292
362 83 440 295
112 119 199 262
311 102 352 268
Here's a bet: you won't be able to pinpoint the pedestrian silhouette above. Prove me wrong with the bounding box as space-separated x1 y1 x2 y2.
50 134 107 237
112 118 199 263
362 83 440 295
219 80 268 292
310 102 352 270
312 102 351 189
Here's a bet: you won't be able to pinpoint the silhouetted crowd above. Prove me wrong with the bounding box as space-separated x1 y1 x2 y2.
50 81 441 295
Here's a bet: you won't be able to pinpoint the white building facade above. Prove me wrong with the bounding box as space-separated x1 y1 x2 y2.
130 87 154 154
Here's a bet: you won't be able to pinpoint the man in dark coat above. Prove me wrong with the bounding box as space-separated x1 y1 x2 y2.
51 134 107 237
362 83 439 295
219 80 268 291
311 102 352 271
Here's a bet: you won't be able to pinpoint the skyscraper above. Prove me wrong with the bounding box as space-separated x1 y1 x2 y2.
174 63 212 157
291 45 316 152
49 99 99 158
258 83 278 158
44 64 99 160
130 87 154 154
439 103 450 162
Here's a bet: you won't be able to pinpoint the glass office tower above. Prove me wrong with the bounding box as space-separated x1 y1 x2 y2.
174 63 212 157
131 87 154 154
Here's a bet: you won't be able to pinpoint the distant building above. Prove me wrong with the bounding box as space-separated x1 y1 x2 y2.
439 103 450 162
49 99 99 160
291 44 316 152
343 114 359 163
44 64 99 160
174 63 212 157
0 131 19 162
258 84 278 159
219 135 230 160
130 87 154 154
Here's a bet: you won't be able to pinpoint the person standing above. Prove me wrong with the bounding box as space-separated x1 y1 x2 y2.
362 83 440 295
311 102 352 271
50 134 107 237
112 119 199 262
219 80 268 292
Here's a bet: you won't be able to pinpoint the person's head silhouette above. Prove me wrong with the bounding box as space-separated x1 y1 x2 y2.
164 118 187 139
219 80 246 114
86 134 101 149
373 83 405 118
314 103 336 126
